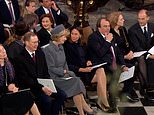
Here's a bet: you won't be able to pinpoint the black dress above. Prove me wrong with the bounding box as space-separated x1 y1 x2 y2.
0 62 34 115
64 41 95 85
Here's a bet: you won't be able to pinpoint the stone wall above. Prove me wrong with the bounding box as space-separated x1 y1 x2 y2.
18 0 154 30
58 0 154 30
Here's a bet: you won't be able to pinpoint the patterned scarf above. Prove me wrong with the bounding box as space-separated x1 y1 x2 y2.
0 60 15 87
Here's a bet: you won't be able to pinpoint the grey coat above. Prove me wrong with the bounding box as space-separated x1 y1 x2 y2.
42 41 86 97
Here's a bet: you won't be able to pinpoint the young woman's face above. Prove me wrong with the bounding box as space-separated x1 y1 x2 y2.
26 2 36 13
70 29 80 43
41 17 53 31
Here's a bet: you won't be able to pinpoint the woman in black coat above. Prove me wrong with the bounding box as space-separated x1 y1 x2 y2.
37 14 54 47
107 11 139 102
64 26 110 112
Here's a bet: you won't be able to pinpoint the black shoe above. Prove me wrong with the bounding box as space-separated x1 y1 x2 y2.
131 89 139 99
108 107 117 113
96 102 110 112
126 95 139 103
146 97 154 102
144 95 154 102
121 94 139 103
140 89 146 96
145 92 154 102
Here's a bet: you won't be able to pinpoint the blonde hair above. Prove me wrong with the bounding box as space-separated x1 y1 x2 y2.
52 29 70 42
106 11 123 28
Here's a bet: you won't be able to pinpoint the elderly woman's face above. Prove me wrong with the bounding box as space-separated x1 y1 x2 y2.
41 17 53 31
57 35 67 45
70 29 80 43
0 45 7 60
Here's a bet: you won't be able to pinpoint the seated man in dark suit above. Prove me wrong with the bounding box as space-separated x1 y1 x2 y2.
0 0 20 25
87 17 128 112
13 32 66 115
128 9 154 101
35 0 69 28
0 0 20 43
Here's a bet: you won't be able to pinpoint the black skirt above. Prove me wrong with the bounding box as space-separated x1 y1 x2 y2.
0 90 34 115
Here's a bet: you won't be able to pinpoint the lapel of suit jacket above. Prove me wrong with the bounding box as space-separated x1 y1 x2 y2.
43 28 51 37
51 8 56 19
96 31 115 58
11 0 19 21
136 24 147 42
2 1 12 19
96 31 106 45
41 6 46 15
23 49 36 65
147 23 153 38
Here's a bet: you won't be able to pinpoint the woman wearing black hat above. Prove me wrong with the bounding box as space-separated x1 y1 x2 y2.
4 19 29 62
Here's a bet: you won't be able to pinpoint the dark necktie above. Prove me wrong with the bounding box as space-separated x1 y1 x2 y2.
31 53 36 62
48 9 56 27
110 46 117 70
143 27 148 39
8 1 15 25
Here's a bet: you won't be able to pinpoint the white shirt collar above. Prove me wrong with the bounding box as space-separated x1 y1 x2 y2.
42 6 50 14
5 0 11 4
100 33 106 38
26 48 35 57
5 0 12 7
141 24 148 31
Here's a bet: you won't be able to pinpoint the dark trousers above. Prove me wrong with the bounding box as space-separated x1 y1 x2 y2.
147 59 154 88
33 87 66 115
137 56 148 89
122 77 134 95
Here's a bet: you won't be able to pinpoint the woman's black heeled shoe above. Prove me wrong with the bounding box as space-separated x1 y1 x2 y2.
96 102 110 113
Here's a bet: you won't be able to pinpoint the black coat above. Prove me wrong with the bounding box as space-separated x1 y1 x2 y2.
128 22 154 51
111 27 135 67
64 41 87 73
128 22 154 86
6 40 24 62
13 48 50 91
64 41 94 85
87 31 125 67
37 27 51 47
0 0 20 25
0 23 6 43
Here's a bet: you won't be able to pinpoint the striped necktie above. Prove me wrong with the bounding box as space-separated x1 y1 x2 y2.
8 1 15 25
110 46 117 70
31 53 36 62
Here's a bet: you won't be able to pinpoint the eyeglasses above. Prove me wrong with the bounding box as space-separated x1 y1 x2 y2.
30 41 40 44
